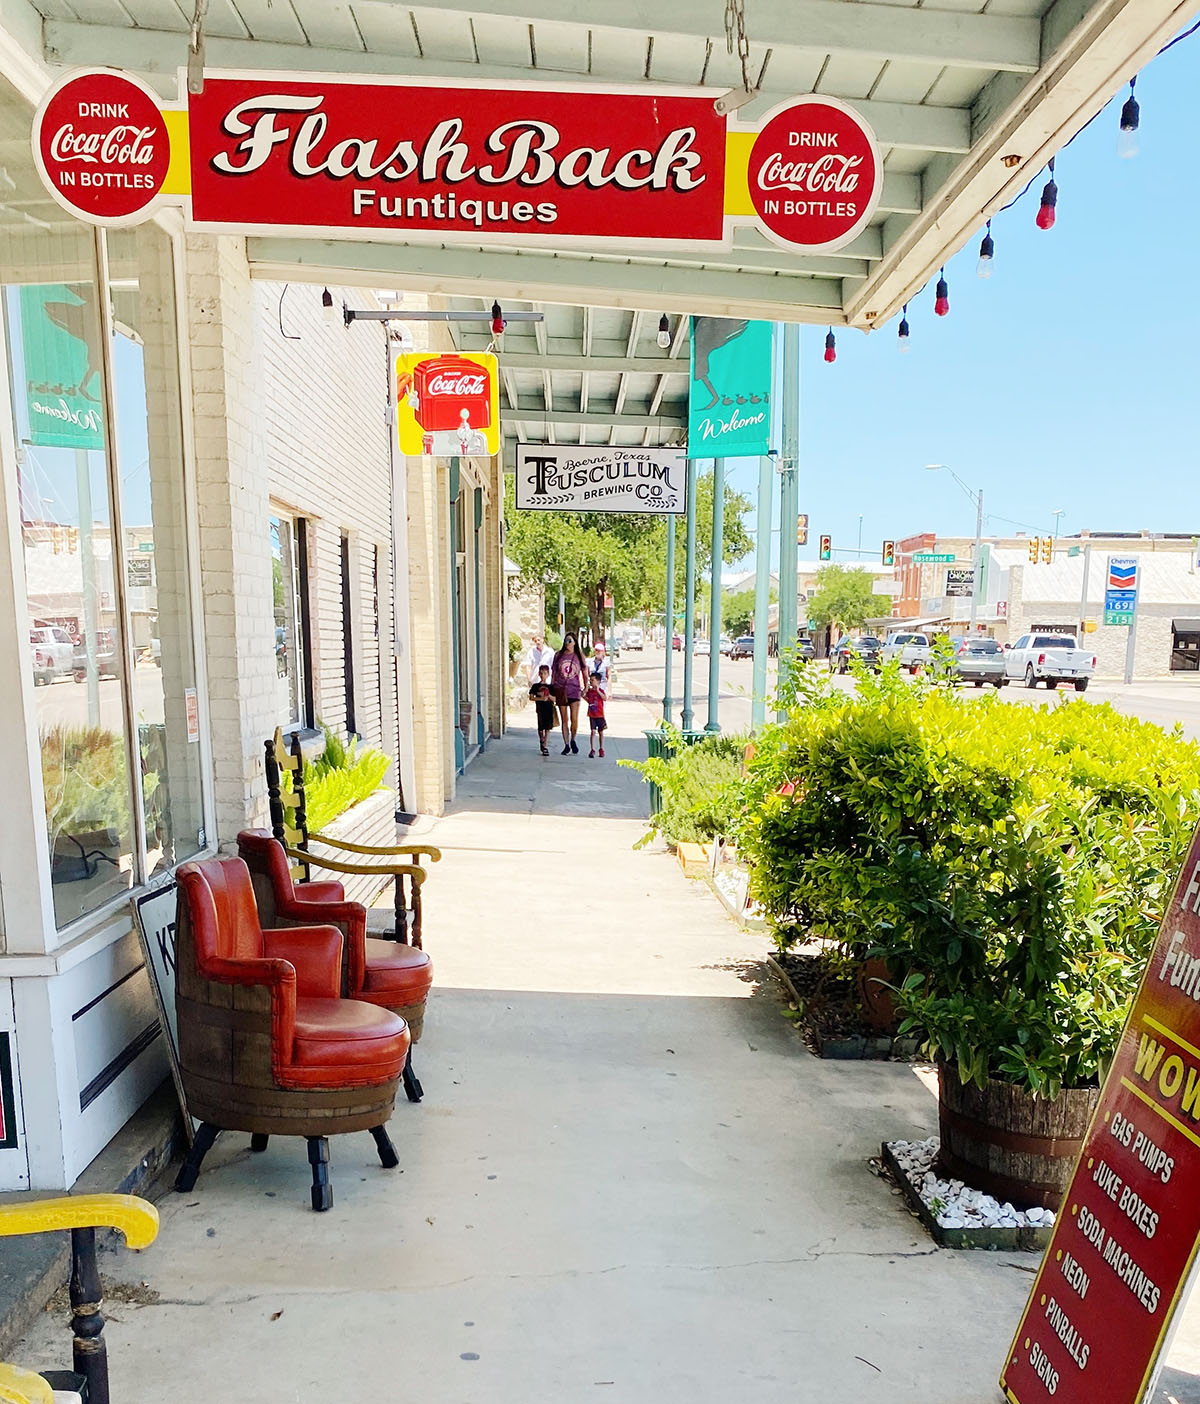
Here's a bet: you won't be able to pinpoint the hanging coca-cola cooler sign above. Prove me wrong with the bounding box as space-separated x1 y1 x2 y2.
396 352 500 458
31 68 882 254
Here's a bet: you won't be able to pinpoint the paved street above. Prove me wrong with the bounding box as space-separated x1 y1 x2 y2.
616 644 1200 742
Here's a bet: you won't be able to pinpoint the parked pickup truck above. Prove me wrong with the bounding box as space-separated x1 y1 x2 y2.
1005 632 1096 691
880 630 932 673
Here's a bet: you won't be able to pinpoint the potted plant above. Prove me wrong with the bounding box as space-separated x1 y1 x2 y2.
508 630 523 680
739 664 1200 1205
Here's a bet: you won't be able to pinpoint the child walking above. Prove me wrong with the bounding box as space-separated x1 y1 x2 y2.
584 676 607 758
529 665 557 757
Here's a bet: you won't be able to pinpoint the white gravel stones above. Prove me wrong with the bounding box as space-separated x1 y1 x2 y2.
886 1137 1057 1232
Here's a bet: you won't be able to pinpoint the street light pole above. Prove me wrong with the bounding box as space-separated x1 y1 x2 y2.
971 486 983 634
926 463 984 633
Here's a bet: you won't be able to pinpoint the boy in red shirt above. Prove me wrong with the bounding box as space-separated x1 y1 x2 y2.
584 677 607 758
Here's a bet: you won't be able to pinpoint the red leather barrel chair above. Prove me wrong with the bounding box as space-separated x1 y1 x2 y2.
173 856 410 1211
237 830 433 1103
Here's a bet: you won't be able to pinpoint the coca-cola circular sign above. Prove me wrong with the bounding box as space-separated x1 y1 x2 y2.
746 96 881 251
33 69 170 224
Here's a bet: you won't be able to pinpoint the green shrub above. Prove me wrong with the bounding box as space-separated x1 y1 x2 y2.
738 667 1200 1096
622 724 747 847
300 724 390 833
508 631 523 662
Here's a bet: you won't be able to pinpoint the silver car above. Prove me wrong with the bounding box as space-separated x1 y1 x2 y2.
951 637 1007 687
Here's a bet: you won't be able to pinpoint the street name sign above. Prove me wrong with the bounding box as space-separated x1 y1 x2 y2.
1002 823 1200 1404
1104 555 1140 628
32 70 882 255
913 552 956 564
515 444 686 515
945 568 975 598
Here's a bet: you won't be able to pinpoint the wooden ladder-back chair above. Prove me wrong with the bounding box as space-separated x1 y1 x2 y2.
264 729 441 947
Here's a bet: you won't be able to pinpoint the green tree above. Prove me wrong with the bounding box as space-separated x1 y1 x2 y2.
503 478 663 641
806 564 877 633
723 582 776 636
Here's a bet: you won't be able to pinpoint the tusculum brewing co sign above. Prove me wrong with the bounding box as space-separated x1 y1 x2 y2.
32 68 882 253
515 445 686 515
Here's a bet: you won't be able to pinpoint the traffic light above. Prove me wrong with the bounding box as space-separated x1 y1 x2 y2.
1028 538 1039 563
1041 536 1053 564
819 534 832 561
797 513 809 547
881 540 895 567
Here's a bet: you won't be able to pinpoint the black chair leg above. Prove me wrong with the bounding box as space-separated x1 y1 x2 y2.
370 1125 399 1169
249 1133 269 1153
174 1122 220 1193
307 1136 332 1212
402 1046 423 1104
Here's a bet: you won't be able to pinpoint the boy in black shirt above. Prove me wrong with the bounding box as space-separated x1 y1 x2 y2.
529 665 557 757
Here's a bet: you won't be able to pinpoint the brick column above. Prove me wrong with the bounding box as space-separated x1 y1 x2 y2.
185 235 277 845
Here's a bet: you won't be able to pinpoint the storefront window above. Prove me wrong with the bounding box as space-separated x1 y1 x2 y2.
1 137 207 928
270 512 307 726
5 235 137 924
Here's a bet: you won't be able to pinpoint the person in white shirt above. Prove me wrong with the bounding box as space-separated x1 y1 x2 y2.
525 633 555 684
588 640 611 694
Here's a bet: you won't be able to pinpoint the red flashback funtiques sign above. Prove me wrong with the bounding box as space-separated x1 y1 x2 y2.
1002 824 1200 1404
32 68 881 254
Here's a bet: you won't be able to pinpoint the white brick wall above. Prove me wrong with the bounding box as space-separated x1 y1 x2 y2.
256 280 395 763
187 241 400 844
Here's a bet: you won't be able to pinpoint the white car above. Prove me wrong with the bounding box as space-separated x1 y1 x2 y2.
1005 632 1096 691
621 627 644 651
30 625 75 686
694 638 711 656
880 631 932 672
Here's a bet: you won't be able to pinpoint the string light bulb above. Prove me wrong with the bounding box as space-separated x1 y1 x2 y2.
897 305 911 353
977 221 995 278
934 269 950 317
1119 78 1140 159
491 300 505 335
1036 159 1057 230
657 314 671 349
824 329 837 364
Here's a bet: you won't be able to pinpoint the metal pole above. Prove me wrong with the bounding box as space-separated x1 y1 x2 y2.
1125 583 1139 686
751 453 772 729
663 517 675 722
969 486 983 633
681 457 699 730
1079 544 1093 635
706 457 725 733
777 324 800 715
557 583 565 636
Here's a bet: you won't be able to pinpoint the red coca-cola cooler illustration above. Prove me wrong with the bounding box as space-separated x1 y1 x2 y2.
409 355 493 432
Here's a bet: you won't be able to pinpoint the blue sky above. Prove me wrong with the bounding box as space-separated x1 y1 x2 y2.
722 37 1199 573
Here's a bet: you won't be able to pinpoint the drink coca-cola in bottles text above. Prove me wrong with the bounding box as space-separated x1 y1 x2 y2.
34 70 171 223
746 96 881 252
394 351 501 458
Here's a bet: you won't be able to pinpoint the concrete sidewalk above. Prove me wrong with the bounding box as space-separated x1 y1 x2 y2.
14 690 1200 1400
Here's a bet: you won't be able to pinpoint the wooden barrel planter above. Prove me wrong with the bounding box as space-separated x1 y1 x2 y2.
854 957 898 1032
937 1064 1099 1210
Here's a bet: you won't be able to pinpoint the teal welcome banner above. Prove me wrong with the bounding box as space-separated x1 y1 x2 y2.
19 284 105 451
688 318 772 458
